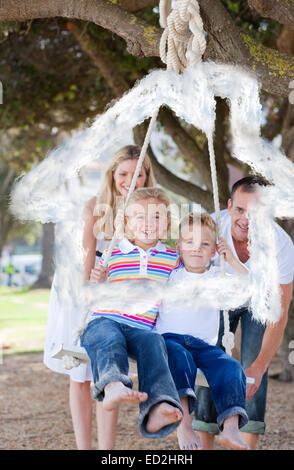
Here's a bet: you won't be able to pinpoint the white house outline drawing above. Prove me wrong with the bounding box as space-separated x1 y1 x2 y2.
11 62 294 331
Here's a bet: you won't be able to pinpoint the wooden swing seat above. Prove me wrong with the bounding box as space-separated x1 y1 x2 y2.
51 344 254 387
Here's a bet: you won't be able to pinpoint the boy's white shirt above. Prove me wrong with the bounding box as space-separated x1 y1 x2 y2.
211 209 294 284
155 265 222 346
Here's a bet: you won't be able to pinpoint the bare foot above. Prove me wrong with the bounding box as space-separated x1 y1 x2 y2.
103 382 148 411
218 415 250 450
218 432 250 450
177 422 202 450
146 402 182 434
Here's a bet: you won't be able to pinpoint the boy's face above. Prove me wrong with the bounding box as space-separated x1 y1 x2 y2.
125 197 169 247
177 224 216 271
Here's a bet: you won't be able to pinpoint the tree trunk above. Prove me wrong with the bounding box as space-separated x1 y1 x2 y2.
31 222 55 289
273 219 294 382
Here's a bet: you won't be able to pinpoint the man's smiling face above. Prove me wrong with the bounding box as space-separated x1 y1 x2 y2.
228 188 258 243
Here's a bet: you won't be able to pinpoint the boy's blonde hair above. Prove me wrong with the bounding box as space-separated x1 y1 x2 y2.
125 187 171 241
179 212 217 242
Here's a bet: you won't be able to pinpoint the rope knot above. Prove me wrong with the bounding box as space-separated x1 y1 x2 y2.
63 354 81 370
159 0 206 72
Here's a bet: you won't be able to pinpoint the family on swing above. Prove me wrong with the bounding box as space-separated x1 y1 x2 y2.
44 145 294 451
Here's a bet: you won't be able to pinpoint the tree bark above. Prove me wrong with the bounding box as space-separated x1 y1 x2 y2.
209 97 230 202
31 222 55 289
0 165 16 258
0 0 160 57
248 0 294 28
158 108 213 191
133 121 214 212
198 0 294 97
1 0 294 96
69 22 130 97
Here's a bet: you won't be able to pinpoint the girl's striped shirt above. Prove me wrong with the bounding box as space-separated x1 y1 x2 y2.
91 238 181 330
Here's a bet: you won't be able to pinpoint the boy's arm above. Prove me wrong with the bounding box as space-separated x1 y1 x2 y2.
217 237 248 274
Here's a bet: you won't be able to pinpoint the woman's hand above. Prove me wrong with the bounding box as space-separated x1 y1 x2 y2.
90 265 109 283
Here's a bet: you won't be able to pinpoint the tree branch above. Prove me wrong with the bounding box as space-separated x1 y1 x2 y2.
158 108 213 191
198 0 294 97
0 0 161 57
1 0 294 95
210 97 230 201
112 0 158 11
69 21 130 96
248 0 294 27
133 121 214 211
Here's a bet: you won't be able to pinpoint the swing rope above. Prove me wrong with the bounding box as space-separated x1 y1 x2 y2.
62 0 233 369
207 136 235 356
159 0 233 355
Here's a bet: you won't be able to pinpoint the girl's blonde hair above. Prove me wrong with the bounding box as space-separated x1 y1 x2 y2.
95 145 156 238
125 187 171 242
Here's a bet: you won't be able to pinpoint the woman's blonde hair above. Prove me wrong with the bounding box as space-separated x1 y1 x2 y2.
95 145 156 238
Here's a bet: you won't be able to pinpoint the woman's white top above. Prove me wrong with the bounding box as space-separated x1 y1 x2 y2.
43 235 110 382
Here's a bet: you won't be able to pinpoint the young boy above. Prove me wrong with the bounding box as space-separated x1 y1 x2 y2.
155 212 250 450
81 187 183 439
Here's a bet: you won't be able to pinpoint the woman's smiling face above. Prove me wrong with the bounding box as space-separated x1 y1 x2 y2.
113 159 147 198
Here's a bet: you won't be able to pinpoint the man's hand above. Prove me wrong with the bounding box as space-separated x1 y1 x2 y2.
90 265 109 283
245 363 265 401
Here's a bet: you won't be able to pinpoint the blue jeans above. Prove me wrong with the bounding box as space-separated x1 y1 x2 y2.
163 333 248 431
193 307 267 435
81 317 183 439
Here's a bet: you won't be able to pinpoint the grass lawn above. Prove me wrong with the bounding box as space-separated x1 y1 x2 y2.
0 286 50 355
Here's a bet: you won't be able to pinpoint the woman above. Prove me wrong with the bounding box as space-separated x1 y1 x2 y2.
43 145 156 449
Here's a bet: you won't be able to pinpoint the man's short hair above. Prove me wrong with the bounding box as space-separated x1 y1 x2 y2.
230 175 269 200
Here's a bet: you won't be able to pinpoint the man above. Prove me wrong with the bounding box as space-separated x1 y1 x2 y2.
193 176 294 449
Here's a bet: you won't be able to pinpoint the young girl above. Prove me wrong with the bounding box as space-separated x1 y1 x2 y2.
83 187 183 439
43 146 156 449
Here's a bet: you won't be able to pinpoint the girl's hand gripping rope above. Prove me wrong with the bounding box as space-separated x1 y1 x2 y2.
90 265 109 284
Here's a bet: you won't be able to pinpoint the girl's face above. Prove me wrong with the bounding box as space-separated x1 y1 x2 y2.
113 159 147 199
125 198 169 249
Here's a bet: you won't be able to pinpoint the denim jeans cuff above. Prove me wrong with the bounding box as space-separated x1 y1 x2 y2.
217 406 248 431
177 387 197 414
192 419 219 434
92 373 133 401
239 420 266 434
138 394 183 439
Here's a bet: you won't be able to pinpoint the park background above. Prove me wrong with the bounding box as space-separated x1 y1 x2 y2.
0 0 294 450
